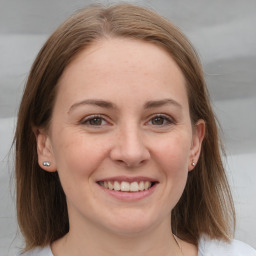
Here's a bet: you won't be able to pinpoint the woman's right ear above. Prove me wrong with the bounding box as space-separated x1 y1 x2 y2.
33 128 57 172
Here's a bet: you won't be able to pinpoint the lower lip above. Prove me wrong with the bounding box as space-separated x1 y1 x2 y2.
97 184 157 201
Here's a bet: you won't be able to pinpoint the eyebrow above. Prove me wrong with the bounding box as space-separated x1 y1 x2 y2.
68 98 182 113
68 99 118 113
144 99 182 109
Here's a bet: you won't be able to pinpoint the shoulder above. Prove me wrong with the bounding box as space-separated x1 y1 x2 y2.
18 246 53 256
198 236 256 256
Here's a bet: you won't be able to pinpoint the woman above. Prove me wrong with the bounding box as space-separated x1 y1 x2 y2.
15 3 255 256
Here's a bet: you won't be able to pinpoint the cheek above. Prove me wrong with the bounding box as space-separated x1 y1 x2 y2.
156 134 191 168
156 134 191 205
51 131 109 180
145 134 191 215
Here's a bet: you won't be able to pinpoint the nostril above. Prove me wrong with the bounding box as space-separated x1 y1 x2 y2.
109 139 151 167
116 160 126 166
115 158 148 168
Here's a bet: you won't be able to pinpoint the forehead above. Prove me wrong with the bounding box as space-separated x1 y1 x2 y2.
56 38 188 107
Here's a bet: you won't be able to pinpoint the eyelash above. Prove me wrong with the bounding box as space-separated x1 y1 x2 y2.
80 114 175 128
80 114 109 127
147 114 175 126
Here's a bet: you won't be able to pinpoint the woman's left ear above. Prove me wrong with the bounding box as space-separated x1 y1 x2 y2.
33 128 57 172
188 119 205 171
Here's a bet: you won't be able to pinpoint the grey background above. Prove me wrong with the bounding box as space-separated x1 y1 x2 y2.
0 0 255 255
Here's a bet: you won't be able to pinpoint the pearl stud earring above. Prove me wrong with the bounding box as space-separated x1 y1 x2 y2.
42 161 51 167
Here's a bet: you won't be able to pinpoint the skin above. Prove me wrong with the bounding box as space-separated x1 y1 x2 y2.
36 38 205 256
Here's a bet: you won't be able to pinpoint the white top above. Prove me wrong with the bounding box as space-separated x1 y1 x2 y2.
198 236 256 256
19 236 256 256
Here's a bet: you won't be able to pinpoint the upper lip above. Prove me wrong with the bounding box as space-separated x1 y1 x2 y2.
96 176 158 183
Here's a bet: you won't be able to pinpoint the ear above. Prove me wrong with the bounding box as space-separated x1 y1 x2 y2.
188 119 205 171
33 128 57 172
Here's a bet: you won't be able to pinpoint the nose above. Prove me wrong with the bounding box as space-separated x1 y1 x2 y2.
109 125 150 168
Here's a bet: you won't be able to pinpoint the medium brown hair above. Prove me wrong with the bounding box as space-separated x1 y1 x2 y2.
15 3 235 251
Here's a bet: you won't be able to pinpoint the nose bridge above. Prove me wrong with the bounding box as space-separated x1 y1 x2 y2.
110 122 150 167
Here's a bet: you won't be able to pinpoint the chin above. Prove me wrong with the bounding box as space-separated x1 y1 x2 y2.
102 210 166 236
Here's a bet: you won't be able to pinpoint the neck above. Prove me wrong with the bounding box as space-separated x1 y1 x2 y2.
52 216 182 256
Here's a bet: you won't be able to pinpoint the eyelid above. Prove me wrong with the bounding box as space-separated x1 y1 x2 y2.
79 113 175 127
80 114 111 126
146 113 176 125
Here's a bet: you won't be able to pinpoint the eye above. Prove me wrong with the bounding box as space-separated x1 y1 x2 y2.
81 115 108 126
148 114 174 126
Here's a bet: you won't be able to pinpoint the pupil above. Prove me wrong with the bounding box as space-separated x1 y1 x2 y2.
90 118 102 125
152 117 164 125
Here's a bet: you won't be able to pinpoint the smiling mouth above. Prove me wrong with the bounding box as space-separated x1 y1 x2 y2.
97 181 157 192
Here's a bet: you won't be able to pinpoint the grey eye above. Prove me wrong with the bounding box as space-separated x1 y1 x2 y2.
81 115 108 126
88 117 103 126
151 116 165 125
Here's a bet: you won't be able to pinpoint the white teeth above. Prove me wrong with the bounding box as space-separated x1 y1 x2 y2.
145 181 150 190
108 181 114 190
138 181 144 191
130 182 139 192
114 181 120 191
121 181 130 191
100 181 153 192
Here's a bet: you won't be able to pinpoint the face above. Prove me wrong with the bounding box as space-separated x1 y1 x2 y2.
37 38 204 236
